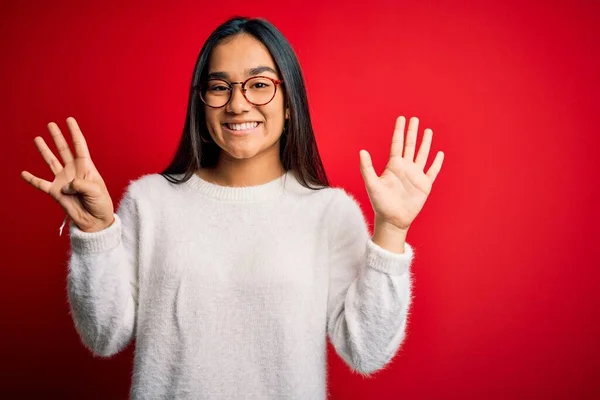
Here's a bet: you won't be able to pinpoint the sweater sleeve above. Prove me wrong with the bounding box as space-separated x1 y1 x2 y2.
66 183 140 358
326 189 414 376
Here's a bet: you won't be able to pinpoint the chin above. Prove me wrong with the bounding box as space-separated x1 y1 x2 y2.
221 145 262 160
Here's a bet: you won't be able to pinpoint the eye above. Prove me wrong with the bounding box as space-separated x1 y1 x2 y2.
205 79 231 92
248 79 273 90
208 85 229 92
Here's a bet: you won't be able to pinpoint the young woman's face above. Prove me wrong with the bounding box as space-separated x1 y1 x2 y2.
204 33 289 163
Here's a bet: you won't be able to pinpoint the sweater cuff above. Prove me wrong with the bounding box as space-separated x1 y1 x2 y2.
365 238 414 276
69 214 122 254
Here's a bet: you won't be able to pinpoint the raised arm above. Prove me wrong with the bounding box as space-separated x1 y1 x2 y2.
67 183 141 357
326 190 414 376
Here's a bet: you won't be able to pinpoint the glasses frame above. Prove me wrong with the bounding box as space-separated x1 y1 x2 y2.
196 75 284 108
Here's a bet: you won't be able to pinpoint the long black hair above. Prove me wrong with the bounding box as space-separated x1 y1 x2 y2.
160 16 329 189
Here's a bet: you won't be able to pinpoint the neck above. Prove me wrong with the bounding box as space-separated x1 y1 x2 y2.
199 154 286 187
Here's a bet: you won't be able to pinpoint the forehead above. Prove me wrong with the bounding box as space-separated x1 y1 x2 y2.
208 34 277 75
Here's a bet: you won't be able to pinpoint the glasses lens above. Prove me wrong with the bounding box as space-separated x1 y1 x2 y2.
245 77 276 105
201 79 231 107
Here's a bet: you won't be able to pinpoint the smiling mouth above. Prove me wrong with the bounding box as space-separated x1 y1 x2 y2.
222 122 262 133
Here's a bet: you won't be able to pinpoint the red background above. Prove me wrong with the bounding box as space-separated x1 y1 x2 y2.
3 0 599 398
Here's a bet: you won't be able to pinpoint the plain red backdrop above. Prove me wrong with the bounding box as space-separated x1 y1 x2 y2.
2 0 599 398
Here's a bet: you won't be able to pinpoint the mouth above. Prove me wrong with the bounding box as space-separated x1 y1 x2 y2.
222 121 262 135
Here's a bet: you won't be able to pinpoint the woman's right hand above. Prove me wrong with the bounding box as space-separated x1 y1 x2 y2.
21 117 115 233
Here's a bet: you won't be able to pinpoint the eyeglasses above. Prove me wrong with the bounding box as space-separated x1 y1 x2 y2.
196 76 284 108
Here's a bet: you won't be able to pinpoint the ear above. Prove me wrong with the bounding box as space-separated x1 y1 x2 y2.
285 107 290 120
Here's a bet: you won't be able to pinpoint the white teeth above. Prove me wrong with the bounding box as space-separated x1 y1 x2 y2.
225 122 259 131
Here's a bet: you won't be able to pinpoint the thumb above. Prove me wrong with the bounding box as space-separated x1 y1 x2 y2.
359 149 378 187
61 177 95 195
61 180 76 194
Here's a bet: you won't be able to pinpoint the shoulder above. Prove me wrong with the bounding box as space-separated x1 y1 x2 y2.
317 186 371 246
326 186 365 214
316 186 369 233
120 172 183 203
284 171 363 207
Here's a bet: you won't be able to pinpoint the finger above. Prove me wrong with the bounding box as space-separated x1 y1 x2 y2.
389 116 406 159
425 151 444 183
62 176 99 195
47 121 75 165
403 117 419 161
21 170 52 194
359 150 379 188
33 136 63 175
66 117 91 159
415 128 433 170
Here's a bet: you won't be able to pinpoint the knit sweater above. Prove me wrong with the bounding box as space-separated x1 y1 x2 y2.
66 170 415 399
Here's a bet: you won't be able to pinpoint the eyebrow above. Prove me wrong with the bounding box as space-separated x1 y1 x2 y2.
207 66 278 80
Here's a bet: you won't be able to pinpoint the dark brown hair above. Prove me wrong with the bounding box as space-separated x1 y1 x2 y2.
160 16 329 189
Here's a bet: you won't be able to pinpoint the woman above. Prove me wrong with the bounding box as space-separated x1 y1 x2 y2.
21 16 444 399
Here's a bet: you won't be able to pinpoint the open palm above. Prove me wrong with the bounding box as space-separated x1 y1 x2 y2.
21 117 114 233
359 116 444 231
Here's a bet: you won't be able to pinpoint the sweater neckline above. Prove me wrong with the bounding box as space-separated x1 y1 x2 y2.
185 170 292 202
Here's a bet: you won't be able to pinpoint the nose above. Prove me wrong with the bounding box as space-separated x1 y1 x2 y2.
226 83 252 114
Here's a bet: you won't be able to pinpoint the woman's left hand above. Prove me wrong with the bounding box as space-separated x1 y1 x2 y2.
359 116 444 231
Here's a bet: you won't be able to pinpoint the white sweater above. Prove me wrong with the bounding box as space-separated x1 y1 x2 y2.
67 170 414 399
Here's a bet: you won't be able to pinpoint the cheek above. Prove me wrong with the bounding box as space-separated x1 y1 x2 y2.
205 110 221 133
263 115 284 135
263 101 286 128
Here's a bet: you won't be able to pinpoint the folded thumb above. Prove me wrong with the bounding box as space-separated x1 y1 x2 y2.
61 180 76 194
